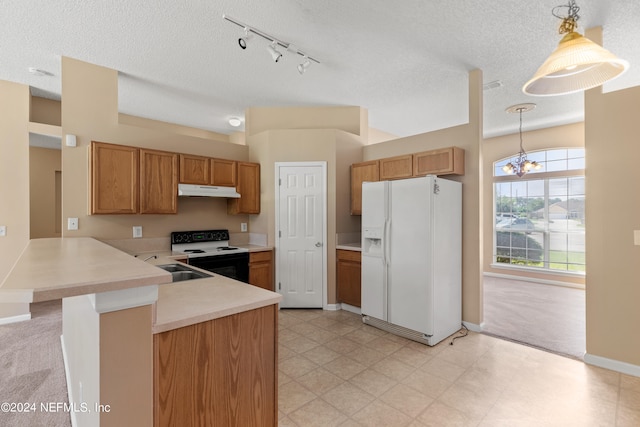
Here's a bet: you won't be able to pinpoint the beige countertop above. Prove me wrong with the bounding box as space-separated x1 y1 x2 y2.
336 243 361 252
135 253 282 334
0 237 172 303
152 275 282 334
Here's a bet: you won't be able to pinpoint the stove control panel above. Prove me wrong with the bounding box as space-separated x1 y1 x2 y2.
171 229 230 244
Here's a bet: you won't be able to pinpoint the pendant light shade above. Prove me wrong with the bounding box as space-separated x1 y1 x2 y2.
523 0 629 96
523 31 629 96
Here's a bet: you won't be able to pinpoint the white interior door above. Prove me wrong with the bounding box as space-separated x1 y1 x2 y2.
276 163 326 308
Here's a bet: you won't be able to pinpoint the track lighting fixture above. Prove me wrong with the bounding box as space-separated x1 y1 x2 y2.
223 14 320 73
297 58 311 74
238 27 252 49
267 42 283 62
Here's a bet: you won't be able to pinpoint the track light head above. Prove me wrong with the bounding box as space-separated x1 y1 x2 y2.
238 27 252 49
267 42 283 62
297 58 311 74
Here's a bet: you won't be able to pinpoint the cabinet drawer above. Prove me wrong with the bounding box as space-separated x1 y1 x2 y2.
250 250 272 263
337 249 361 262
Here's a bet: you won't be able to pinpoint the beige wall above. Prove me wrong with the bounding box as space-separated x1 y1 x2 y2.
585 50 640 364
60 57 251 241
0 81 31 318
30 147 62 239
246 106 368 138
482 123 585 285
247 128 364 304
30 96 61 126
362 69 484 326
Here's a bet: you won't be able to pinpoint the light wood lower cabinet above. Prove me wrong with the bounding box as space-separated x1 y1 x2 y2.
154 305 278 427
249 250 274 291
336 250 361 307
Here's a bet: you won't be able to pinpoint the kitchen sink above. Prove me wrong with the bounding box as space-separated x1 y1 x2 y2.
156 264 211 282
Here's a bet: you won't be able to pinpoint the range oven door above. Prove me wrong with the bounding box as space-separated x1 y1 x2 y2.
188 253 249 283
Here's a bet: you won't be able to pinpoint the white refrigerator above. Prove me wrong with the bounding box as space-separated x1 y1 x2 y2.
361 175 462 346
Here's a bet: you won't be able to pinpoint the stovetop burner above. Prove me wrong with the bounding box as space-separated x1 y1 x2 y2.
184 249 206 254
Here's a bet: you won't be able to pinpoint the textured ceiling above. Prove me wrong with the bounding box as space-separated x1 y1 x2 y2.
1 0 639 139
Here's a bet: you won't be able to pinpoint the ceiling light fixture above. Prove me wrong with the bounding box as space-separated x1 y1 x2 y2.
238 27 253 49
223 14 320 72
228 117 242 127
523 0 629 96
502 103 542 177
297 57 311 74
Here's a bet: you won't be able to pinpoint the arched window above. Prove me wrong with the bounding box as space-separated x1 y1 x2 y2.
493 148 585 274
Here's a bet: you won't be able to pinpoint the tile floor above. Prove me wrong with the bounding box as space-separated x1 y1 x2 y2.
277 308 640 426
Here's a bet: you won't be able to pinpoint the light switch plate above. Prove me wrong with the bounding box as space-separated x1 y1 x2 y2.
0 225 6 237
634 230 640 246
67 218 78 230
241 223 248 232
133 226 142 238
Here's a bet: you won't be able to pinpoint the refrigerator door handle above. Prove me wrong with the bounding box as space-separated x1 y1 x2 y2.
383 219 390 266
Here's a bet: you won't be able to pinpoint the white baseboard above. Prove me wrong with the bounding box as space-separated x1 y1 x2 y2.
0 313 31 325
340 303 361 315
60 334 79 427
484 271 585 290
584 353 640 377
462 321 483 333
324 303 340 311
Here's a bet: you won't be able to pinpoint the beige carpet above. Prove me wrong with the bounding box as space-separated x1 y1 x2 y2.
0 300 71 427
482 275 585 359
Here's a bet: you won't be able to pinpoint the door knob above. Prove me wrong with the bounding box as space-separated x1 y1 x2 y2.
315 242 322 247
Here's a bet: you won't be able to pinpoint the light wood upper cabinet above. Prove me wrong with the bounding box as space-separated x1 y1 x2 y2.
249 250 274 291
413 146 465 176
91 141 139 214
379 154 413 180
350 160 379 215
179 154 210 185
210 158 237 187
228 162 260 215
140 149 179 214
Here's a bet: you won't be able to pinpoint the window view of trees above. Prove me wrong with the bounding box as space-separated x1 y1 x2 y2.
493 149 585 273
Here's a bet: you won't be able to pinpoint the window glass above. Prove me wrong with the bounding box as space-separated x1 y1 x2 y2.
493 148 585 273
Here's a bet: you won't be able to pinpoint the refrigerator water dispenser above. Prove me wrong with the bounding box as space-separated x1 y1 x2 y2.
362 227 384 256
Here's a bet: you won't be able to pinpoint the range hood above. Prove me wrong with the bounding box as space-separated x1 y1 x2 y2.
178 183 240 198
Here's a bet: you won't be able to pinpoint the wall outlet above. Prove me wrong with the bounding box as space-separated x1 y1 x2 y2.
67 218 78 230
0 225 6 237
133 226 143 238
241 223 248 232
634 230 640 246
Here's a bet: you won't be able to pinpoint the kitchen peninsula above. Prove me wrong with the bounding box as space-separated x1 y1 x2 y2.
0 237 281 427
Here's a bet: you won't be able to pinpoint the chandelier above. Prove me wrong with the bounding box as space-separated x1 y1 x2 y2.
502 103 542 177
523 0 628 96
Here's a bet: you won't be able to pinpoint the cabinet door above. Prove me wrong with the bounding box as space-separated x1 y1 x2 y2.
91 141 139 214
350 160 379 215
413 146 465 176
249 250 273 291
140 149 178 214
379 154 413 180
210 158 237 187
179 154 210 185
336 250 362 307
228 162 260 215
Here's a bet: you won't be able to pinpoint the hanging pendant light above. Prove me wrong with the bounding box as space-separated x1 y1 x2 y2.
523 0 629 96
502 103 542 177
